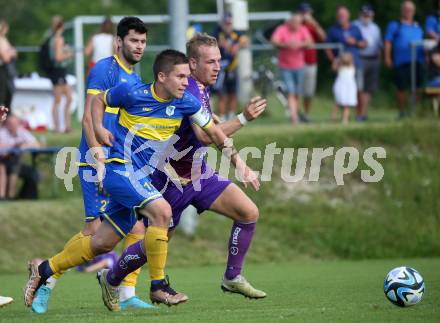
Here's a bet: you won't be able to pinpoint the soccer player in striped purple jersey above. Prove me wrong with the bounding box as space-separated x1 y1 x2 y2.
102 33 268 300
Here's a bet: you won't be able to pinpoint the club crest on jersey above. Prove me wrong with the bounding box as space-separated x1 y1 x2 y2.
166 105 176 116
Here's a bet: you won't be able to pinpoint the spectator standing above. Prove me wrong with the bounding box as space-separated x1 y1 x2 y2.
48 16 73 133
332 52 358 124
326 6 366 120
85 17 115 72
298 3 326 122
271 13 312 125
428 41 440 87
0 106 8 199
0 115 40 199
425 1 440 40
353 4 382 121
384 0 424 118
212 13 248 121
0 19 17 111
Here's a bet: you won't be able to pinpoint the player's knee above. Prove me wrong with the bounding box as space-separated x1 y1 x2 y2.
82 219 100 236
130 220 146 235
139 202 172 227
241 203 259 223
92 235 116 254
152 203 172 225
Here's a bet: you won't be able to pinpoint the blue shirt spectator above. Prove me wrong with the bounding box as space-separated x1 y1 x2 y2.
384 21 424 66
384 1 424 118
425 15 440 39
327 24 364 67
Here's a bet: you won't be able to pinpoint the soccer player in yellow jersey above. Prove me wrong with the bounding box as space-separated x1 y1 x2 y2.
24 49 259 311
27 17 153 312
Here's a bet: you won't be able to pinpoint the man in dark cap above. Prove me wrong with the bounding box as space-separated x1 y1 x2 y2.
298 3 326 122
353 4 382 121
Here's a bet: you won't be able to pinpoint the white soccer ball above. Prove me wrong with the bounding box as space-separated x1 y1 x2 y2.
384 266 425 307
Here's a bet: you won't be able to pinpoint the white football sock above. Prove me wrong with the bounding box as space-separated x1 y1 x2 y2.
46 276 58 290
119 285 135 302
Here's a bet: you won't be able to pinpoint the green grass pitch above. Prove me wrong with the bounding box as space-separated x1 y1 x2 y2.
1 259 439 322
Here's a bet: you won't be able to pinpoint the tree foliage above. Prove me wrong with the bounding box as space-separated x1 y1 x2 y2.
1 0 436 74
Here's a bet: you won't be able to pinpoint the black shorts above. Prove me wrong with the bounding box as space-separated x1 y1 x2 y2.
393 63 424 91
0 65 14 107
48 67 67 86
214 69 238 95
0 154 21 175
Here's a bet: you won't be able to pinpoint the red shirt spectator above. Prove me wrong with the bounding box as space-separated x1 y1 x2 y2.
271 22 311 69
303 22 319 64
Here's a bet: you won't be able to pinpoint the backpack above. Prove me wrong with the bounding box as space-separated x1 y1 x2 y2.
39 36 55 75
391 20 420 42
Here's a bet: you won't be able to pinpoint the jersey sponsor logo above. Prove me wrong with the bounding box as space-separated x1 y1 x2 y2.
166 105 176 116
119 254 141 270
124 254 141 262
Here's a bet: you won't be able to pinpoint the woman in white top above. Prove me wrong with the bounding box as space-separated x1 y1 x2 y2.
332 52 357 124
85 17 115 71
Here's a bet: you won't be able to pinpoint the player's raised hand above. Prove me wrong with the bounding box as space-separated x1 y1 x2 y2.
89 146 107 192
95 127 114 147
243 96 267 121
236 163 260 191
0 106 8 122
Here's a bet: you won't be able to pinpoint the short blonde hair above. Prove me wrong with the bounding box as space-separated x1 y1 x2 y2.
186 33 218 59
339 52 353 67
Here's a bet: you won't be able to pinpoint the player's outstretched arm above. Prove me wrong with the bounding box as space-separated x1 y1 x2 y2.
189 105 260 191
205 124 260 191
192 96 267 145
83 93 104 156
91 92 114 148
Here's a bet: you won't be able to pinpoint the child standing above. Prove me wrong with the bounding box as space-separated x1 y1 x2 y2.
332 52 357 124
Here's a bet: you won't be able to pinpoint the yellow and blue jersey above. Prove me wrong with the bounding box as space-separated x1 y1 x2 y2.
78 55 142 165
104 81 213 172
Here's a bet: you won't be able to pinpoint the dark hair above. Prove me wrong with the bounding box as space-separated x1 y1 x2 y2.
117 17 148 39
101 17 114 34
153 49 188 81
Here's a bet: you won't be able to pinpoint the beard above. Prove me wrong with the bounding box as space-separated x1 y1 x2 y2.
122 47 141 65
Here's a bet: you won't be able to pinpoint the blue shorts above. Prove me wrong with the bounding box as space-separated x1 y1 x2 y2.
78 166 108 222
102 162 162 238
147 166 231 230
280 67 305 95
